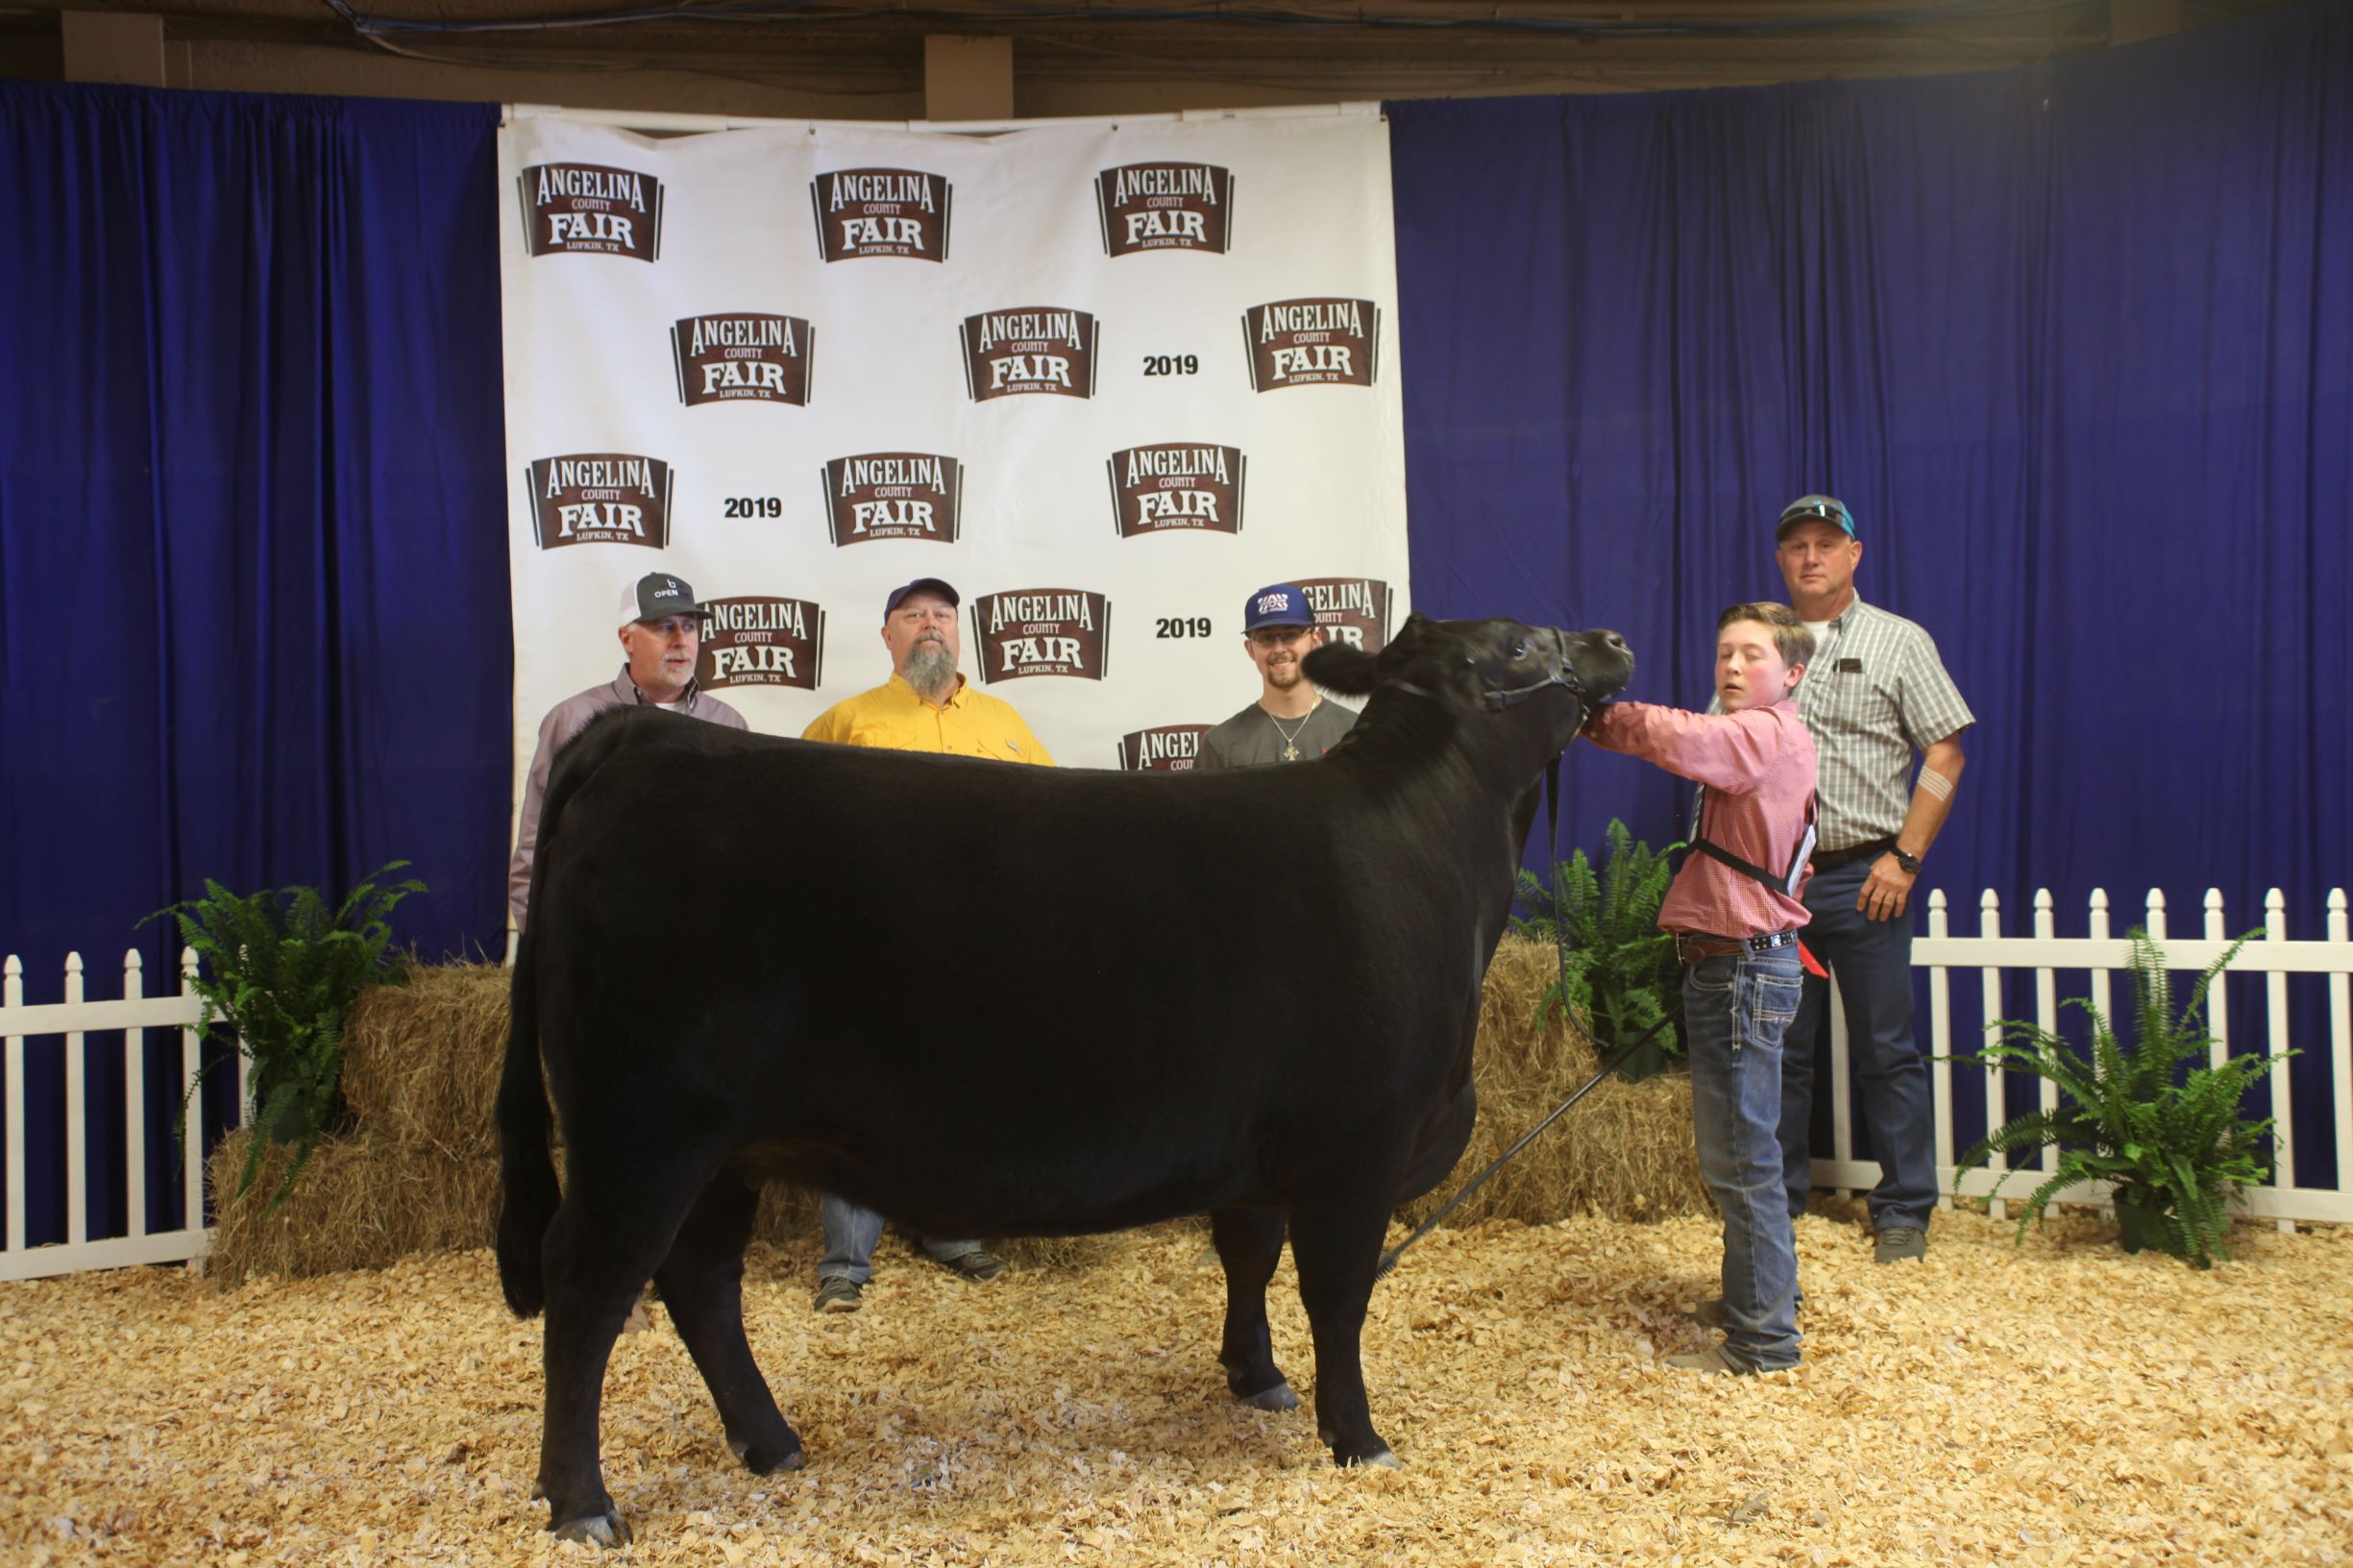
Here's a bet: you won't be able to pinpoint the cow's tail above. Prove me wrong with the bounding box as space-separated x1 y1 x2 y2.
496 914 558 1318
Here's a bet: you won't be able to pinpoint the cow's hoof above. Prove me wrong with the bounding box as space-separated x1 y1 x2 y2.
1338 1448 1401 1470
1238 1381 1300 1412
551 1507 632 1547
728 1434 807 1475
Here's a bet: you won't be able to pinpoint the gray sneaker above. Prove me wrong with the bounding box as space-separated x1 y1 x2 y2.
1665 1343 1757 1376
813 1276 863 1313
939 1248 1007 1282
1874 1226 1928 1264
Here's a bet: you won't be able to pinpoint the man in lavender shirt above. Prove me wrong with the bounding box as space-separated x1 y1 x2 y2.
1583 602 1819 1374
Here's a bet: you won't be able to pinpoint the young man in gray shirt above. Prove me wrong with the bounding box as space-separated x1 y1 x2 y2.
1196 582 1356 771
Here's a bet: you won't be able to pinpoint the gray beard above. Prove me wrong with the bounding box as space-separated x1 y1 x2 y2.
904 643 958 702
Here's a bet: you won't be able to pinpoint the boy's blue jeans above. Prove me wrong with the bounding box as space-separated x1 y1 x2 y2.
1683 944 1804 1370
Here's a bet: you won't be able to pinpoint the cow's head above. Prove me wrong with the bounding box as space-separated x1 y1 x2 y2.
1306 613 1633 761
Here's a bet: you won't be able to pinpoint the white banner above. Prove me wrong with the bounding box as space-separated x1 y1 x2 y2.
498 108 1409 821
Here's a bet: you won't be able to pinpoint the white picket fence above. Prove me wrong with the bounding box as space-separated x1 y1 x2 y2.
3 885 2350 1282
0 948 244 1282
1812 887 2353 1227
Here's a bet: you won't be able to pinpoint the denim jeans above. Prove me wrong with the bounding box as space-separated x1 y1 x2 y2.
1684 944 1803 1370
1779 857 1938 1233
818 1194 980 1285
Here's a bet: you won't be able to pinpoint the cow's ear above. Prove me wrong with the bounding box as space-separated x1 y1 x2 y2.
1305 640 1381 695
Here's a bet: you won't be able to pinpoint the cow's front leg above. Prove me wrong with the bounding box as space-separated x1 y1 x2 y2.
656 1171 804 1475
1286 1192 1401 1468
1210 1205 1298 1410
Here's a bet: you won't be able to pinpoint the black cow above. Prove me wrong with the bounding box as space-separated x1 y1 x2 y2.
497 612 1633 1544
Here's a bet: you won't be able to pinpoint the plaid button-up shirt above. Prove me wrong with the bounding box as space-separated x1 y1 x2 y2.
1794 594 1973 851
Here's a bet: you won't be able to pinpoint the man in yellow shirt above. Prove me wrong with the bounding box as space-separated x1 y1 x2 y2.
799 577 1053 1311
800 576 1055 763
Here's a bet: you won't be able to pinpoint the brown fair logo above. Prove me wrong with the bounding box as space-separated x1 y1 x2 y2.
527 453 674 550
1294 576 1393 653
1240 297 1381 391
809 168 951 262
960 307 1099 402
820 453 964 547
969 589 1113 683
1095 162 1235 257
695 595 825 691
1106 443 1245 538
518 162 664 260
1116 724 1211 772
671 313 815 406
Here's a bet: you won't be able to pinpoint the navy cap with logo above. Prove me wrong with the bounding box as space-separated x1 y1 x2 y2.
883 576 960 617
1775 494 1856 541
619 573 706 626
1242 582 1316 632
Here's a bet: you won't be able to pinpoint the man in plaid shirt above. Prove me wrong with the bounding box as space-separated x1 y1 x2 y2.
1772 495 1973 1264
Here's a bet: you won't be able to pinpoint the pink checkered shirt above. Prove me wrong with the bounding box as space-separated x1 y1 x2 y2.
1584 698 1818 941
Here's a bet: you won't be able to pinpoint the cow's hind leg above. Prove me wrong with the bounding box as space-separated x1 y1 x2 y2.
535 1150 720 1546
1286 1192 1401 1469
654 1172 804 1475
1210 1206 1299 1410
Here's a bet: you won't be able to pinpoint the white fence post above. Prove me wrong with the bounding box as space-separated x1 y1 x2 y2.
2205 890 2231 1072
1927 890 1953 1213
2265 890 2295 1233
3 954 22 1254
1978 891 2006 1222
2033 890 2059 1182
124 949 146 1240
2332 891 2352 1203
181 946 205 1235
64 953 86 1248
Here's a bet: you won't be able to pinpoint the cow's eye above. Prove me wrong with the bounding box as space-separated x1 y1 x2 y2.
1510 641 1528 660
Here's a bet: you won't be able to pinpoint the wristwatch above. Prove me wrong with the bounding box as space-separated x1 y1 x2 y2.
1891 847 1924 875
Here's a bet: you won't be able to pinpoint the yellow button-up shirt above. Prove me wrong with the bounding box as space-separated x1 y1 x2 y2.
801 673 1055 766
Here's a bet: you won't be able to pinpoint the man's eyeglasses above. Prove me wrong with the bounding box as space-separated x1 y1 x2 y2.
1247 626 1312 649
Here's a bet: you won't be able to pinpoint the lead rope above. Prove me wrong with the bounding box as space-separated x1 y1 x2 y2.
1373 737 1678 1284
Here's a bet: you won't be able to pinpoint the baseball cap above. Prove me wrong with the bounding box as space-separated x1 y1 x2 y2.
1242 583 1316 632
1776 494 1856 541
883 577 960 616
619 572 706 626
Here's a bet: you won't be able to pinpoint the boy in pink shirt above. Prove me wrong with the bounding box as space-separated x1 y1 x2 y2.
1583 602 1819 1373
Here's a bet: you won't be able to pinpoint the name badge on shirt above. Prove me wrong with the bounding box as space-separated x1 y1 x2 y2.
1836 656 1863 674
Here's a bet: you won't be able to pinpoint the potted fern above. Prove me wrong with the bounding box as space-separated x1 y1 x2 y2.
1511 820 1683 1081
148 861 425 1212
1949 927 2285 1268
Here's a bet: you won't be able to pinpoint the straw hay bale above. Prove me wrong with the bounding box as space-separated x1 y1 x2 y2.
1397 933 1708 1229
204 1129 498 1286
338 961 510 1159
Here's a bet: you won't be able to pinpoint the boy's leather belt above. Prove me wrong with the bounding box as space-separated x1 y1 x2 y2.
1675 930 1801 963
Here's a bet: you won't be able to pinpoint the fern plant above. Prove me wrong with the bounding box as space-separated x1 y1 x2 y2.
1950 927 2284 1268
146 861 425 1213
1511 820 1683 1079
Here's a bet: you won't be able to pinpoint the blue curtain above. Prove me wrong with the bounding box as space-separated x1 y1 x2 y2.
1389 0 2351 1187
0 84 507 1245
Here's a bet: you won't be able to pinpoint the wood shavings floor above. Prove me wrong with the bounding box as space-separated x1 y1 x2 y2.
4 1208 2347 1566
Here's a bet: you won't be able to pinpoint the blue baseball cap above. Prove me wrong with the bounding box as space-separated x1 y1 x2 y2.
1776 494 1855 541
883 576 960 616
1242 583 1316 632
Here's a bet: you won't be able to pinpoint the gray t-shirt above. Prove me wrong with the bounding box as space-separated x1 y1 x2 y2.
1196 699 1357 771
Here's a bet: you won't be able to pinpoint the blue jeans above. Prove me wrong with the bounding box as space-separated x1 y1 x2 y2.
818 1194 980 1286
1779 857 1938 1233
1684 944 1803 1371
